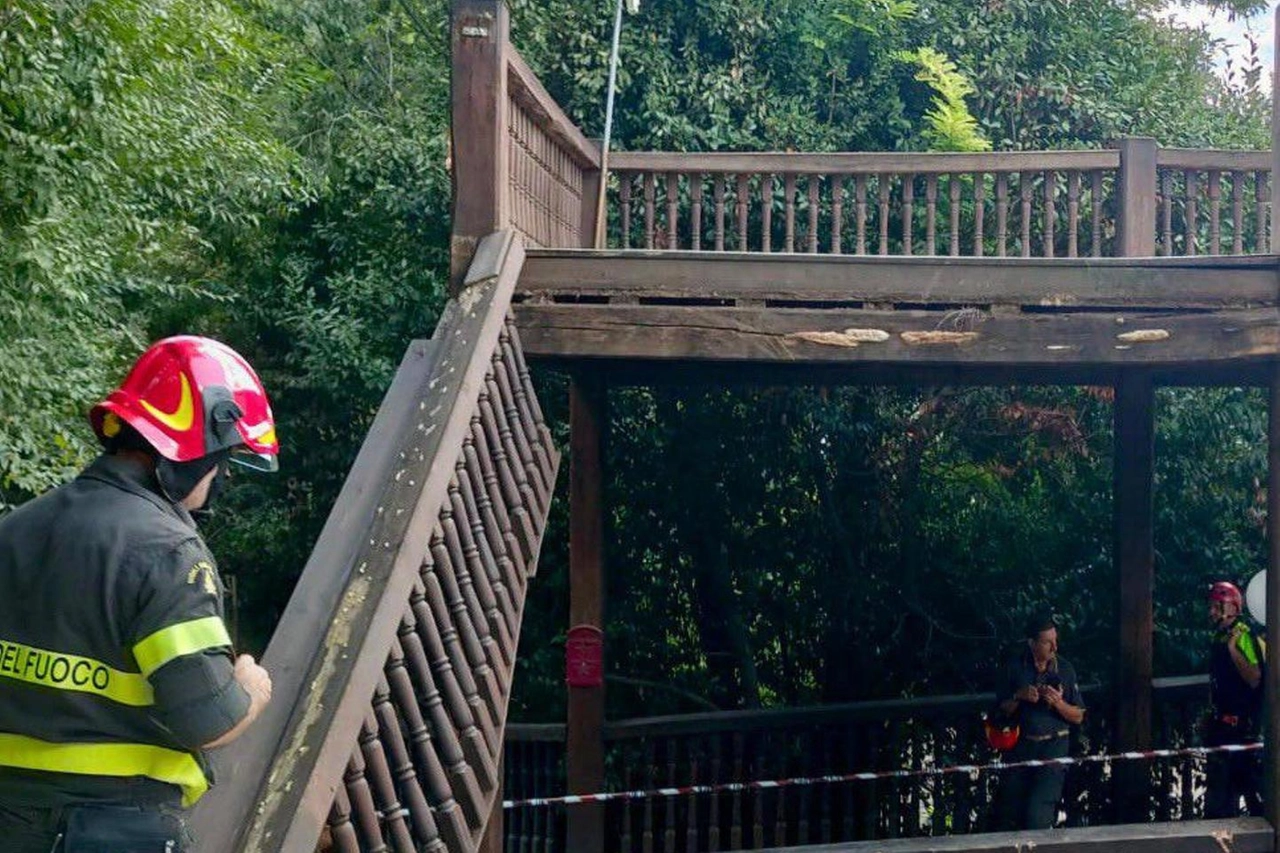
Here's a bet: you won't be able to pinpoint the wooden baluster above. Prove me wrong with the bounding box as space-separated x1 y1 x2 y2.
642 740 656 853
663 738 678 853
924 174 938 255
619 764 633 853
465 417 522 580
949 174 961 256
1158 713 1174 822
690 174 703 251
464 433 523 599
736 174 749 250
995 173 1009 257
762 175 774 253
973 172 985 256
433 523 506 709
1160 169 1173 256
807 174 820 253
488 365 547 516
619 174 632 249
752 735 765 849
441 500 513 674
404 593 498 768
713 174 725 251
643 173 656 249
1208 169 1222 254
730 732 745 850
1185 169 1199 256
371 681 443 851
901 173 914 254
345 747 390 852
1066 171 1081 258
686 751 700 853
478 390 538 565
665 172 679 249
328 785 363 853
1091 169 1104 257
385 633 471 847
784 173 797 252
819 735 833 843
1257 170 1270 254
797 731 812 844
1043 170 1056 257
449 470 517 648
455 458 519 635
424 544 503 717
1019 173 1033 257
831 176 844 254
878 174 890 255
1232 170 1245 254
855 174 868 255
708 735 723 852
499 329 555 505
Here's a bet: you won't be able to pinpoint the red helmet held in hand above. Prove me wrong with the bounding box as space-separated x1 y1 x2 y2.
90 336 278 471
984 716 1020 752
1208 581 1243 611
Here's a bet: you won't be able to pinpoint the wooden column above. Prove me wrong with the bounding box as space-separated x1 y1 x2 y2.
1266 366 1280 833
1117 137 1158 258
480 754 504 853
582 164 603 249
1114 371 1154 822
450 0 510 293
568 374 606 853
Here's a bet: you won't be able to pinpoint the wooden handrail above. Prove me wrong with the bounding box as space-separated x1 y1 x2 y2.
609 150 1121 175
507 48 601 170
1156 149 1272 170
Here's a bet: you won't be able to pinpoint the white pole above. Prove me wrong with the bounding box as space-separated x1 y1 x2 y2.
593 0 625 249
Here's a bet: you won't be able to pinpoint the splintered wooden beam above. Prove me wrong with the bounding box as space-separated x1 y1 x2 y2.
519 251 1280 309
514 304 1280 366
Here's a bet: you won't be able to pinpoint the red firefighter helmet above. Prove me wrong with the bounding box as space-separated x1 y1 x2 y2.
1208 581 1243 611
984 715 1020 752
90 336 278 472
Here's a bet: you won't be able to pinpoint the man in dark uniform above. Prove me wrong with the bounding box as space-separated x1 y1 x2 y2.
1204 580 1265 818
992 611 1086 831
0 336 277 852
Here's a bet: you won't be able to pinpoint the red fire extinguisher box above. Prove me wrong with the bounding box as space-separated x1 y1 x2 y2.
565 624 604 688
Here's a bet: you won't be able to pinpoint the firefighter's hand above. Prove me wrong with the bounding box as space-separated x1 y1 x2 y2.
234 653 273 708
1040 684 1064 708
1014 685 1040 703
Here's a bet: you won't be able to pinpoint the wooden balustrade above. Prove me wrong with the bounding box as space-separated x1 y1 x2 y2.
606 149 1274 258
504 677 1214 852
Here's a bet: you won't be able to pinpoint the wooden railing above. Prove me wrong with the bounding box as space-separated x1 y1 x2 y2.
190 231 561 852
607 146 1273 258
504 677 1214 852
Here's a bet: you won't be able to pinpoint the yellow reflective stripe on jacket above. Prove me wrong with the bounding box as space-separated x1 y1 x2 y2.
1236 625 1261 666
0 733 208 806
0 638 153 707
132 616 231 678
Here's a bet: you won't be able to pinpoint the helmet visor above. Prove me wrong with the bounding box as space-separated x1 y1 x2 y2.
230 446 279 472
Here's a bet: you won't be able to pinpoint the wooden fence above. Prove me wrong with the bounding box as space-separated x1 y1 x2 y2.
607 147 1272 259
504 677 1216 853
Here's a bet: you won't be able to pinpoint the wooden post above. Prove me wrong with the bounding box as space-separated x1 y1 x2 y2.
480 754 505 853
451 0 509 293
1117 137 1158 258
1114 370 1154 822
568 374 606 853
1266 366 1280 835
582 162 603 248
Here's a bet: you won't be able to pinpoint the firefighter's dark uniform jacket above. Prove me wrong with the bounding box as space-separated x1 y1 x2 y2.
0 454 250 809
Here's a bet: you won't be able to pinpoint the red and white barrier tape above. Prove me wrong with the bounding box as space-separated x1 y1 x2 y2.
502 742 1262 809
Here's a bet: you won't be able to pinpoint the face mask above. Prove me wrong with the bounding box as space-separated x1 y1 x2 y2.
156 451 229 517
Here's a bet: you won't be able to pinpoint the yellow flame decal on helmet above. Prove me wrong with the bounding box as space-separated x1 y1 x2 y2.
139 374 195 432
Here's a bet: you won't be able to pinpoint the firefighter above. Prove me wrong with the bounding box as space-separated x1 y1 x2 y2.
1204 580 1265 818
0 336 276 852
992 611 1086 831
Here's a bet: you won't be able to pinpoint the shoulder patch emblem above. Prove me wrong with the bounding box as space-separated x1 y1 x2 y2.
187 560 218 595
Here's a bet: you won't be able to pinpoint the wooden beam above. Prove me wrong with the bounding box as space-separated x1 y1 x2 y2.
519 251 1280 310
567 374 606 853
1117 138 1158 257
513 304 1280 367
1113 370 1155 822
450 0 510 292
760 818 1273 853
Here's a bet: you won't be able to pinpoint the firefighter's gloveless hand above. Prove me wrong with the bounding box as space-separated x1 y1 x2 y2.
235 654 273 708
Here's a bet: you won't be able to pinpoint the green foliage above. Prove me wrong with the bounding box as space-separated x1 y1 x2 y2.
896 47 990 151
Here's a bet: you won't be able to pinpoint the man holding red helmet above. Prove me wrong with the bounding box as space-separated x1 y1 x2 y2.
1204 580 1265 818
0 336 276 852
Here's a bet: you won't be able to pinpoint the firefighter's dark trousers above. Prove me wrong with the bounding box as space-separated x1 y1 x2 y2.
993 732 1069 831
1204 720 1263 818
0 800 188 853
